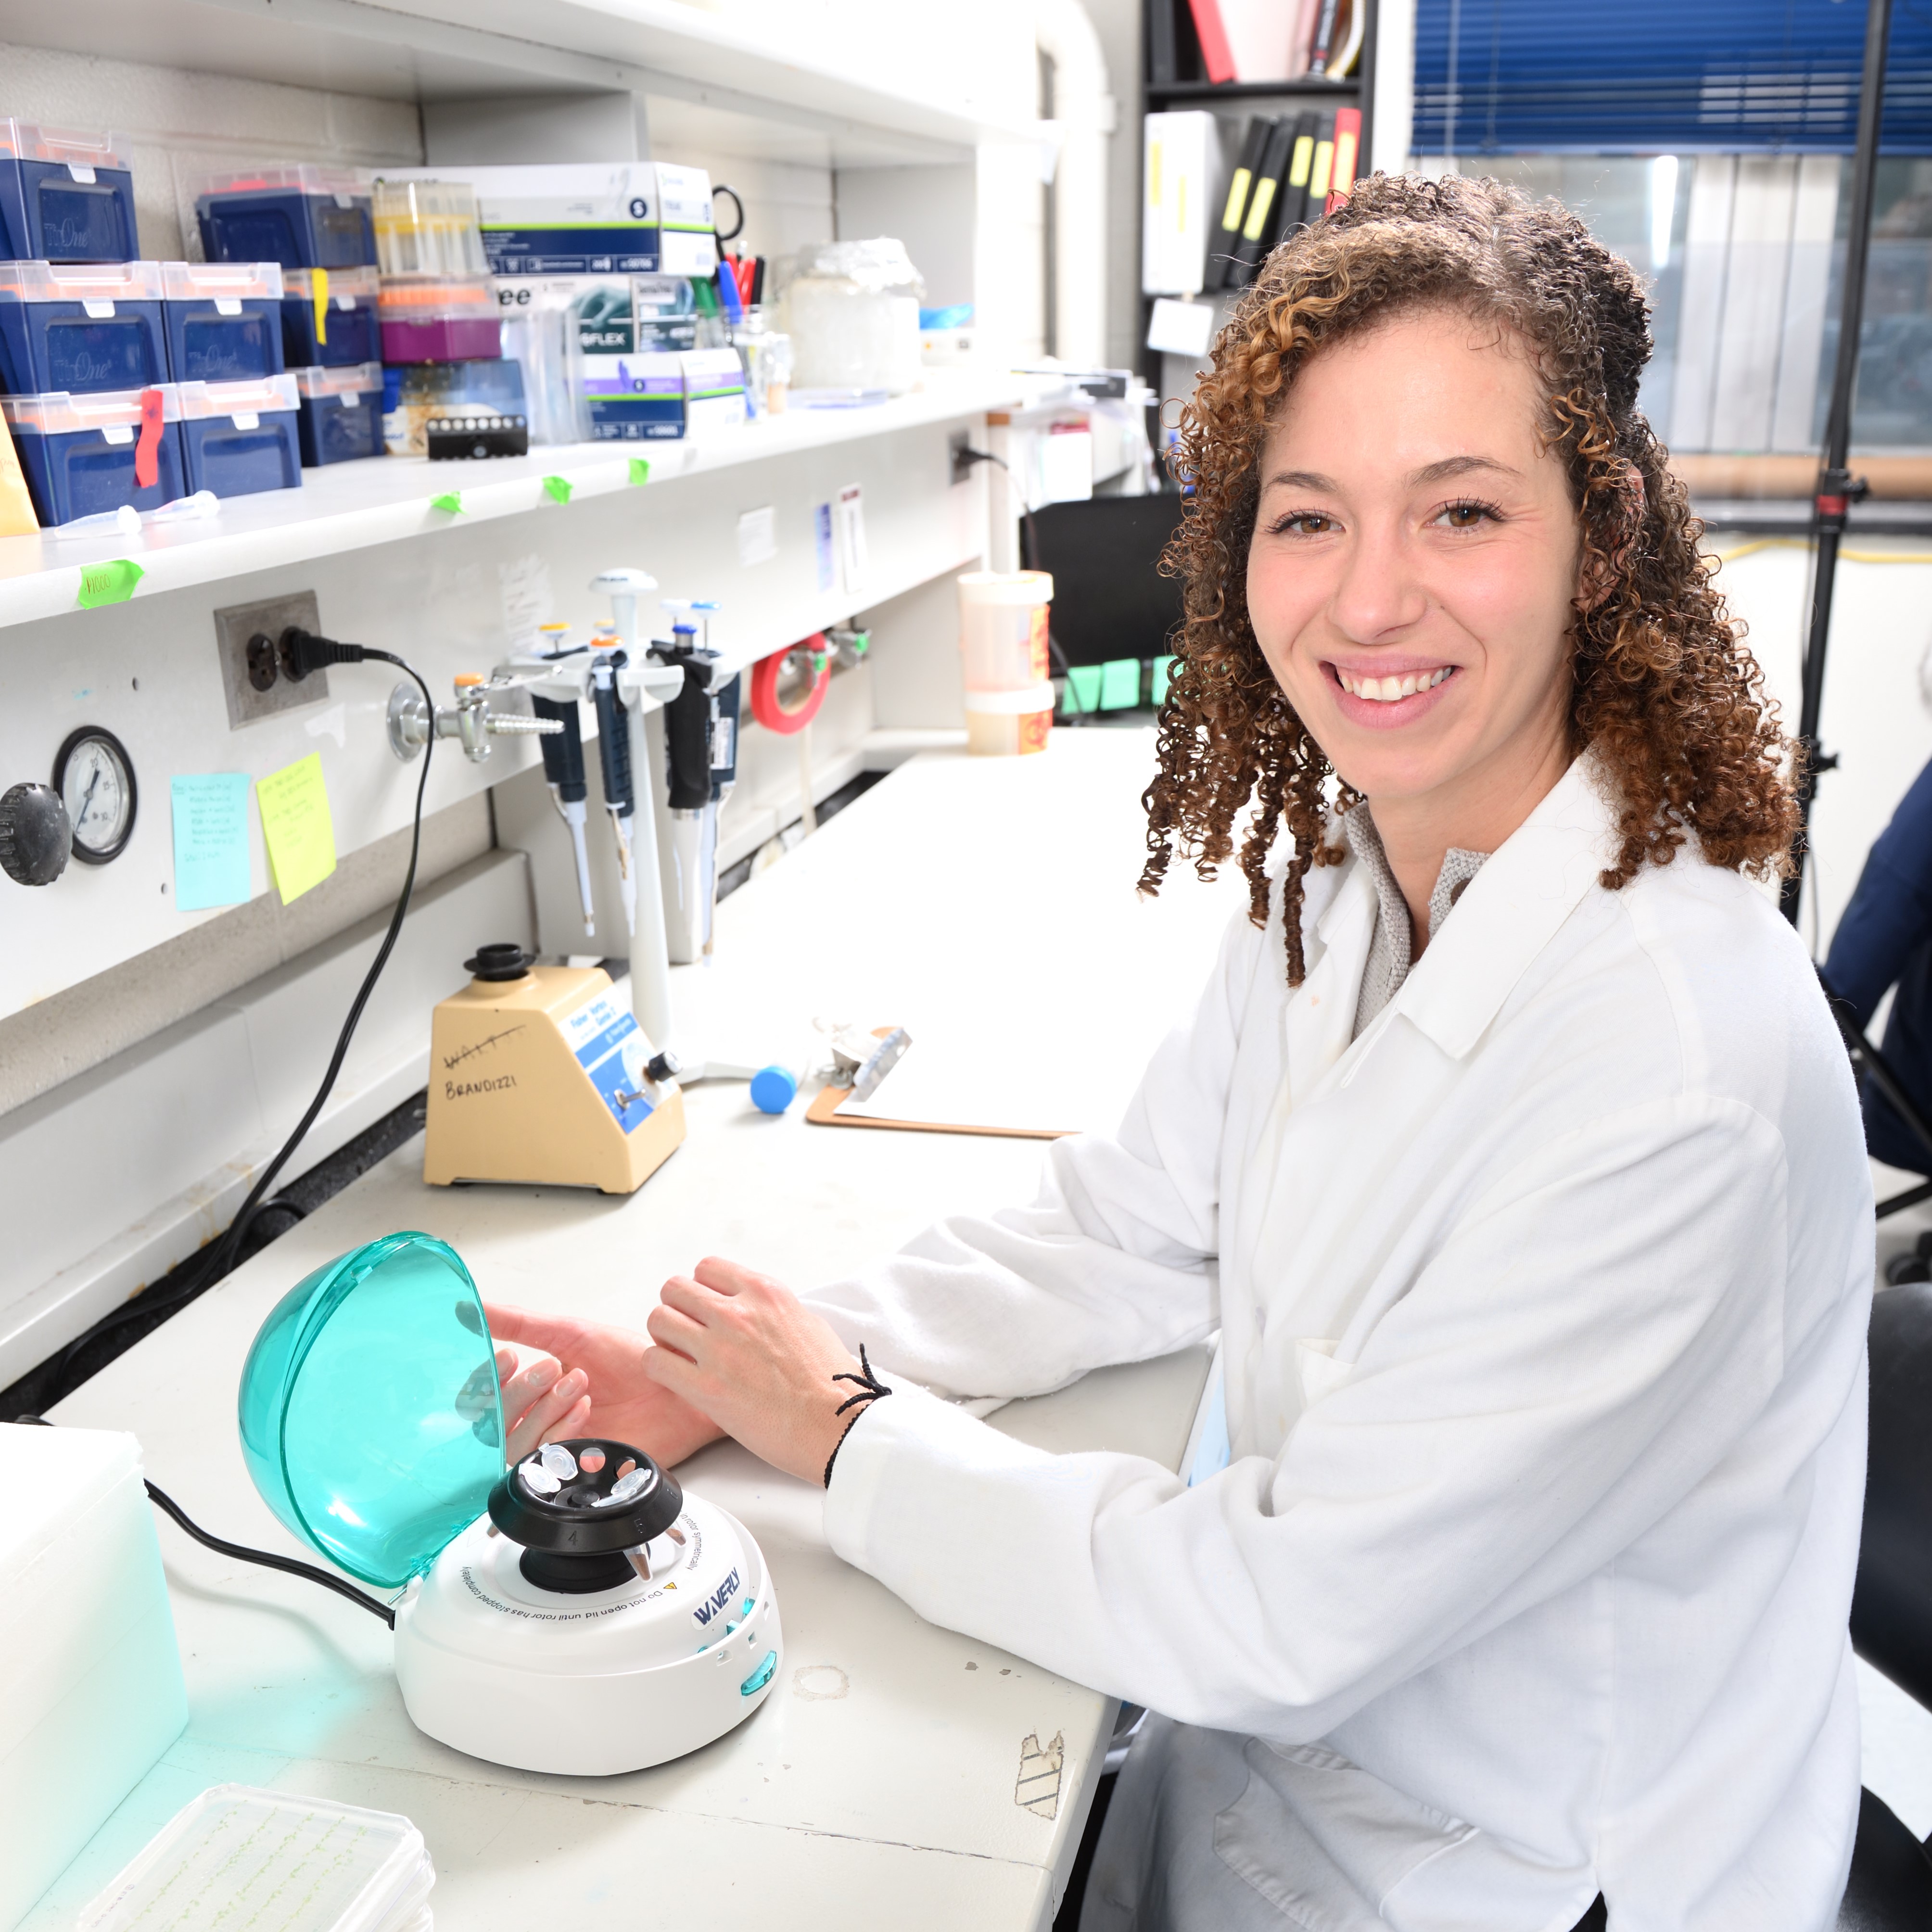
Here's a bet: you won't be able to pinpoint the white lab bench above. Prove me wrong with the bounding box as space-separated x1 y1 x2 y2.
27 730 1243 1930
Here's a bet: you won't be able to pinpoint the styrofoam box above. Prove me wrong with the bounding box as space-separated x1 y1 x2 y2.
0 1423 187 1931
78 1785 433 1932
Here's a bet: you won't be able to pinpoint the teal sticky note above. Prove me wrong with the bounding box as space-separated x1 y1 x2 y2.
171 774 252 911
1099 658 1143 709
1063 664 1104 714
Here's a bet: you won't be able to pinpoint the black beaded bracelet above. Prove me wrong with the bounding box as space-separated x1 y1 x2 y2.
822 1345 891 1487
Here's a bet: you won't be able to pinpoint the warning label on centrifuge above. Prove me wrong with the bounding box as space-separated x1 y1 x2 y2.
562 992 657 1135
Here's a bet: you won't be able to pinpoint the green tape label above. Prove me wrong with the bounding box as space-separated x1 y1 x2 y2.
77 558 143 608
628 458 651 485
430 491 464 514
543 474 572 504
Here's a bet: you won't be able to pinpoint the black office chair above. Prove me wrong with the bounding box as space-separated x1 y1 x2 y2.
1019 495 1186 672
1840 1280 1932 1926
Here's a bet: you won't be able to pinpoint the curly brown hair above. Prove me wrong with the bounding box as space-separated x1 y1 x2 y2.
1139 172 1797 986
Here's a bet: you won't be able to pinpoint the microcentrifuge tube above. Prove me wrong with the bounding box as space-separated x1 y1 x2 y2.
520 1459 561 1496
540 1442 578 1480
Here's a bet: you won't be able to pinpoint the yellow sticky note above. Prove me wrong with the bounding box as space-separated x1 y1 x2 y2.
0 416 38 536
256 752 336 905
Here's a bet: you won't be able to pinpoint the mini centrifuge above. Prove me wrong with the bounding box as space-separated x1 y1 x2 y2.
236 1230 782 1776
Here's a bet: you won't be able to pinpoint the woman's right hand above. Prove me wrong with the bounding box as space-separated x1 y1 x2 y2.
486 1301 724 1468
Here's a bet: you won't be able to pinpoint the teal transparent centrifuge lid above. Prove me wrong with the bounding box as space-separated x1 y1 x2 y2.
236 1231 504 1590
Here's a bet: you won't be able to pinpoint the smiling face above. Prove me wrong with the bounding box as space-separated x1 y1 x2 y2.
1246 304 1584 848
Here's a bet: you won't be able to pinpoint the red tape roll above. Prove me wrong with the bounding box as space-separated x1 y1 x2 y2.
750 635 831 735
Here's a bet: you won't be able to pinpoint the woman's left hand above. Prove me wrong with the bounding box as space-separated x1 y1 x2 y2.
644 1258 864 1486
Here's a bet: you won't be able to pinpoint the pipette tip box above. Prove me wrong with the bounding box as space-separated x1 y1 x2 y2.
0 259 166 397
194 164 377 272
0 122 139 263
294 360 384 465
281 265 381 368
176 372 302 496
160 260 286 384
0 384 186 526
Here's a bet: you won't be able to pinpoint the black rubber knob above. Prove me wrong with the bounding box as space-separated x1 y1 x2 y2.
0 783 71 886
647 1049 681 1083
464 942 534 982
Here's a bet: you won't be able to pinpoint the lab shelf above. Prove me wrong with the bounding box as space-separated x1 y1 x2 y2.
0 0 1040 169
0 372 1035 633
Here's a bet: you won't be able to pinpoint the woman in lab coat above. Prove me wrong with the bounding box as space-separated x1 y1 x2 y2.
491 175 1873 1930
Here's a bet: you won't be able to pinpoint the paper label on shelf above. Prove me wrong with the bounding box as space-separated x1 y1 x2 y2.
256 752 336 904
814 500 834 592
737 504 775 567
562 991 656 1133
836 483 868 593
76 558 142 607
170 773 252 910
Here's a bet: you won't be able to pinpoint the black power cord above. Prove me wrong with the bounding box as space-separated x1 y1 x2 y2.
8 1415 395 1627
53 632 437 1378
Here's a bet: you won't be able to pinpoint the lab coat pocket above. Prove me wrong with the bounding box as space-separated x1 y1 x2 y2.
1213 1736 1476 1932
1294 1337 1352 1409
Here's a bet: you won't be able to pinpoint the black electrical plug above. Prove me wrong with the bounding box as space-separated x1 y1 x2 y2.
278 624 376 682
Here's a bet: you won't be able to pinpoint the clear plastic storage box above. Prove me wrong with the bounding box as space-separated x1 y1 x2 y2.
78 1784 433 1932
0 259 166 396
195 165 376 272
0 122 139 262
160 259 286 383
0 384 185 525
282 265 382 368
176 371 301 496
294 360 385 465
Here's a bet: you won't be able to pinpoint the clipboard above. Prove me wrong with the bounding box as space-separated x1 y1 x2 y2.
804 1026 1075 1140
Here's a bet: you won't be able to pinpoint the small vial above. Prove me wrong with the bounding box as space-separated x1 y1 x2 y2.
520 1459 561 1497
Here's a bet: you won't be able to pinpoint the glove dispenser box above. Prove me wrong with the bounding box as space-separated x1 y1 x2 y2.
0 1423 188 1931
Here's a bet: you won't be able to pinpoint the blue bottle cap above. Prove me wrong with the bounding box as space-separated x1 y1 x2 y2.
748 1064 798 1115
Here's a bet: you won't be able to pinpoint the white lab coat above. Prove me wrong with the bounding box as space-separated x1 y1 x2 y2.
810 754 1874 1932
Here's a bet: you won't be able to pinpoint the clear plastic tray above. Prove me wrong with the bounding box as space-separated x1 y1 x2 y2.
293 359 383 400
284 266 381 305
175 371 299 419
161 260 284 302
78 1784 432 1932
192 164 370 200
0 259 163 303
0 384 181 433
0 121 135 171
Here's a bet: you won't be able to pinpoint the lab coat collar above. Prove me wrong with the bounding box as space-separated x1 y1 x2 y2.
1367 752 1622 1063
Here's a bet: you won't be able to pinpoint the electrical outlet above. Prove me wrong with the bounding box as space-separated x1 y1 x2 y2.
213 591 328 728
949 430 975 485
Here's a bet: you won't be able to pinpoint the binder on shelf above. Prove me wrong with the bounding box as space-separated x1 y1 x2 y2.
1209 117 1272 291
1307 0 1344 76
1308 122 1337 219
1227 116 1295 287
1267 114 1329 259
1184 0 1237 85
1328 107 1361 211
1142 111 1223 296
1148 0 1180 88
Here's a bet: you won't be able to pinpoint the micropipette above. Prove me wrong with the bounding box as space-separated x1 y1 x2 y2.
529 656 597 938
589 626 638 940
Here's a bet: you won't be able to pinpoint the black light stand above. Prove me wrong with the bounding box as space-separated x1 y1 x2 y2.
1781 0 1893 927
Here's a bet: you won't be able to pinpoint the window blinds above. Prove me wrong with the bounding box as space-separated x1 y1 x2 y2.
1412 0 1932 156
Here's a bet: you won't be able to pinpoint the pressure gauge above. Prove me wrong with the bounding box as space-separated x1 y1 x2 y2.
52 726 137 865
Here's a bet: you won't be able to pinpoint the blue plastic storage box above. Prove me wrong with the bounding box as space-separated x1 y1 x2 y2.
293 361 383 466
160 260 285 384
0 122 139 263
280 266 381 369
0 260 166 396
195 165 375 272
176 373 301 497
0 385 184 526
